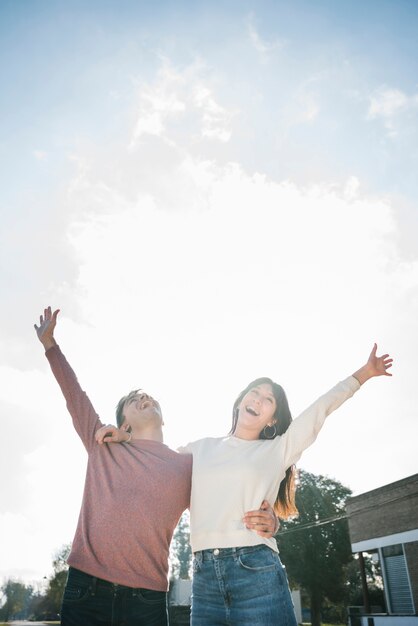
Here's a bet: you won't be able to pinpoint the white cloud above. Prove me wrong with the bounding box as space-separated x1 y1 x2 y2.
193 85 233 142
130 61 233 146
343 176 360 200
132 65 185 141
247 14 286 62
368 88 409 118
367 86 418 136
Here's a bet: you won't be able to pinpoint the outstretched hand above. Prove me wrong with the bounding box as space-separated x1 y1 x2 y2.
34 306 59 350
353 343 393 385
366 343 393 377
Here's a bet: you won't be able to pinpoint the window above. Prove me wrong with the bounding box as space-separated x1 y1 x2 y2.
382 544 414 614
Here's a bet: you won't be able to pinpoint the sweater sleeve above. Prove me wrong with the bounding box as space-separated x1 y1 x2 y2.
280 375 360 469
177 443 192 454
177 438 204 455
45 345 103 452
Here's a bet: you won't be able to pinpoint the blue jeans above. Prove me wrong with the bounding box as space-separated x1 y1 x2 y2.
191 545 297 626
61 567 168 626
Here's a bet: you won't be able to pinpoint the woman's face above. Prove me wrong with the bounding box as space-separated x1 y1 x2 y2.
236 383 277 435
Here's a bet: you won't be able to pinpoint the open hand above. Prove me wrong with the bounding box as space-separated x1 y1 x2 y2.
353 343 393 385
34 306 59 349
367 343 393 377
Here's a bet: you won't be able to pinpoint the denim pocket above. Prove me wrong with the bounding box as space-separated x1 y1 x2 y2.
62 583 91 604
136 589 166 605
238 548 276 572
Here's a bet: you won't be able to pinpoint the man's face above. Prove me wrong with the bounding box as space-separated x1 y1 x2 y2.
122 391 163 426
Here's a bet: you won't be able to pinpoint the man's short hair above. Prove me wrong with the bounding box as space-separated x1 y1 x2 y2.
115 389 143 427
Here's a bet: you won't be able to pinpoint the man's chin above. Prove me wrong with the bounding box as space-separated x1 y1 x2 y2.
140 409 162 420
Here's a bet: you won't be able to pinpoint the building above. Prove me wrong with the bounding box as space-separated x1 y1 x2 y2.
346 474 418 626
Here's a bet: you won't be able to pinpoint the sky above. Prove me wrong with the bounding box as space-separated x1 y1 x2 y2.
0 0 417 587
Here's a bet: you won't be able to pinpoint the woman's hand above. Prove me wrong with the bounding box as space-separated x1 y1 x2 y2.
353 343 393 385
34 306 59 350
95 424 131 445
242 500 279 538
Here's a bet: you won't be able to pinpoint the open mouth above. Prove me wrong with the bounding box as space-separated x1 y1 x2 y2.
245 406 259 417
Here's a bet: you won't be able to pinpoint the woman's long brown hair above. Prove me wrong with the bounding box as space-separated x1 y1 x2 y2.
230 377 298 519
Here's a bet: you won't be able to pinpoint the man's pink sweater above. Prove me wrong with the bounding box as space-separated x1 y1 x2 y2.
46 345 192 591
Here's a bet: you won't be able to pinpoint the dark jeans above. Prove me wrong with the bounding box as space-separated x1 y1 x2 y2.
61 567 168 626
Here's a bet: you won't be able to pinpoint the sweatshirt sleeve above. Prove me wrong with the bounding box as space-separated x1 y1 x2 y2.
45 345 103 453
280 375 361 469
177 441 196 455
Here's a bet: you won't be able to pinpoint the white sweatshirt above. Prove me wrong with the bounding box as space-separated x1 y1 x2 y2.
179 376 360 553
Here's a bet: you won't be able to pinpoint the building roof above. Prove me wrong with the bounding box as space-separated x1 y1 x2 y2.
346 474 418 549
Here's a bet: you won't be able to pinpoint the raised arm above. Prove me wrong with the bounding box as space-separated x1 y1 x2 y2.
35 306 102 451
281 343 393 470
34 306 59 351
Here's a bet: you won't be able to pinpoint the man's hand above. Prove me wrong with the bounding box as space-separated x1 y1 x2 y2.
34 306 59 350
95 424 131 445
243 500 279 538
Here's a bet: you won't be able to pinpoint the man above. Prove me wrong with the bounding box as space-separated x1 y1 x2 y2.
35 306 277 626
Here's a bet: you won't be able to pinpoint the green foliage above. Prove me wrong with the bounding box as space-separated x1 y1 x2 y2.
170 511 192 580
52 543 71 574
277 470 353 626
0 579 34 621
34 543 71 619
0 543 71 622
343 554 385 610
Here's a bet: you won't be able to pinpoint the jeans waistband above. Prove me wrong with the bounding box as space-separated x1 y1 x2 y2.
68 567 149 593
193 544 271 561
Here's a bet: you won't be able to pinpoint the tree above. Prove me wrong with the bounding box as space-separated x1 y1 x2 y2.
0 579 34 621
277 470 353 626
344 553 385 610
35 543 71 619
170 511 192 580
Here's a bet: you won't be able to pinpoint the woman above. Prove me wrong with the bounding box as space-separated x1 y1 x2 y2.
99 344 393 625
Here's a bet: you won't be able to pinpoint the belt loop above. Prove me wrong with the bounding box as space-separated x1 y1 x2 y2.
194 550 203 565
90 576 97 596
